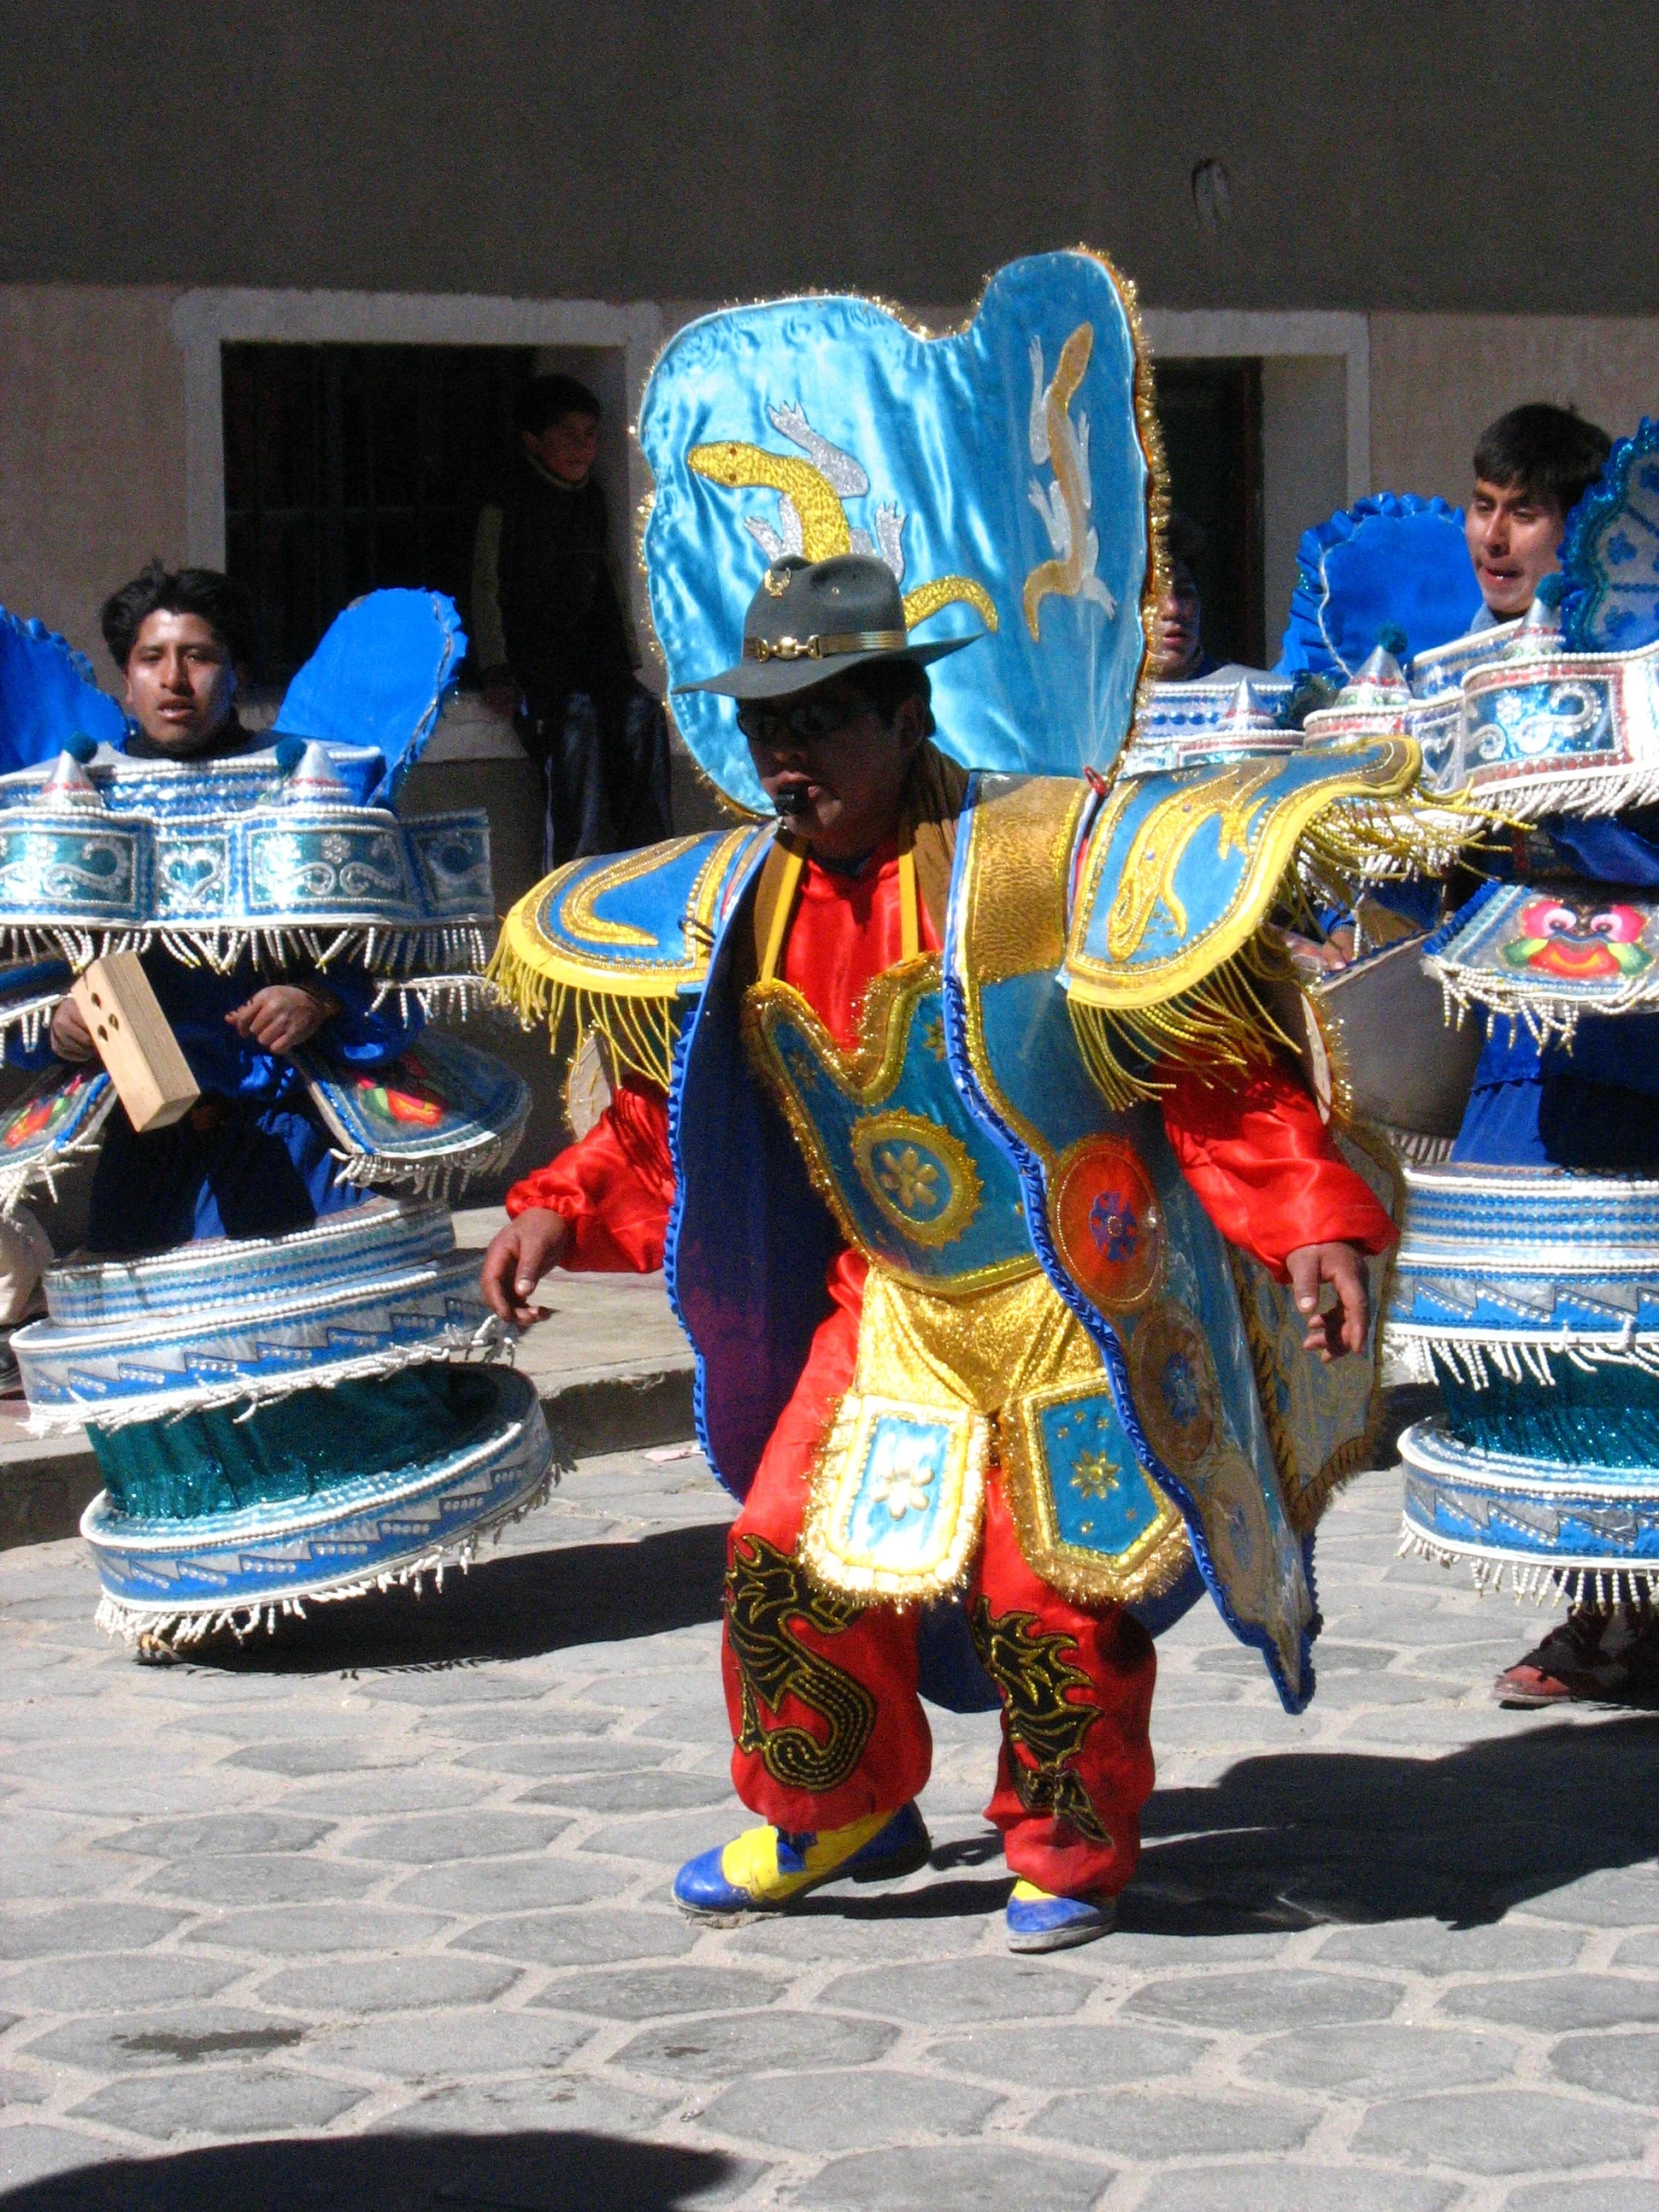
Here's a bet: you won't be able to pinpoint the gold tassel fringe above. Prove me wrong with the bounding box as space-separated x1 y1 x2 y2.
1068 932 1301 1111
485 937 681 1094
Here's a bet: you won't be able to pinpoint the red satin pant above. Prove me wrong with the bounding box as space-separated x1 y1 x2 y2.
720 1275 1158 1900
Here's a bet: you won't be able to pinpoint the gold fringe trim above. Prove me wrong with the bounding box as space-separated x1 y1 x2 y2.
1068 932 1300 1111
485 936 681 1093
1296 791 1501 905
1067 782 1508 1115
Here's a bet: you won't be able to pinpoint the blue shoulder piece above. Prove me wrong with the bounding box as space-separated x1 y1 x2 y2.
0 607 127 773
275 590 465 807
489 827 771 1089
494 829 767 1001
1559 417 1659 653
1276 493 1482 679
1064 740 1418 1014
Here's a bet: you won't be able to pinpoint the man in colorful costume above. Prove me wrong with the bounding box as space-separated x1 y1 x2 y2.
0 574 552 1649
481 252 1423 1949
1376 414 1659 1704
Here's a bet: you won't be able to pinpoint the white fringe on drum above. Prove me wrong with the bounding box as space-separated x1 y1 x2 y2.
26 1324 511 1438
1430 968 1659 1051
329 1134 526 1206
1397 1521 1659 1607
1457 762 1659 825
0 994 62 1053
1387 1327 1659 1392
91 1457 563 1649
370 973 508 1023
0 1131 112 1219
0 921 491 982
1376 1125 1457 1166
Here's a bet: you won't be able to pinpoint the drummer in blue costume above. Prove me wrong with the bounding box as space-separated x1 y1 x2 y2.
0 572 553 1649
480 251 1460 1950
1294 410 1659 1703
1387 412 1659 1704
27 563 420 1251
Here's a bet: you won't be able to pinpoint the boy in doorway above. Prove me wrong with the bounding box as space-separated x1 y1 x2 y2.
472 372 671 864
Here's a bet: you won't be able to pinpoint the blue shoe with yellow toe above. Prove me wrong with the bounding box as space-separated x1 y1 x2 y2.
673 1801 931 1920
1004 1880 1117 1952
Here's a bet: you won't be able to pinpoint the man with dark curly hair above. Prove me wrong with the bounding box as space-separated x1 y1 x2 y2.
1465 403 1612 627
22 563 421 1253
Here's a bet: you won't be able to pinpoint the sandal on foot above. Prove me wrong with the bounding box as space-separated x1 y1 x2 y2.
1494 1604 1650 1707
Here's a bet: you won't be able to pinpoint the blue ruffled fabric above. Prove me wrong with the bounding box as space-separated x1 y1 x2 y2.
1452 1011 1659 1168
1547 815 1659 885
0 607 127 773
1558 416 1659 654
1275 493 1481 679
274 588 466 807
86 1100 363 1252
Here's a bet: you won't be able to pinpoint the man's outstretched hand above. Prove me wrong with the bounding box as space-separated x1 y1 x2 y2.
1287 1240 1370 1362
480 1207 568 1327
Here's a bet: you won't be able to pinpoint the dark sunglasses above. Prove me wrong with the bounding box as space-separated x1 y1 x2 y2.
735 694 876 749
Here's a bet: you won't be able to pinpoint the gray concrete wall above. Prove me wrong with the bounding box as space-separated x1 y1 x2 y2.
6 280 1655 694
1 2 1654 315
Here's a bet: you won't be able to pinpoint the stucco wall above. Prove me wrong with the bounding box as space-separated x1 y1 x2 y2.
6 281 1655 683
0 285 188 669
1371 313 1659 510
1 3 1654 316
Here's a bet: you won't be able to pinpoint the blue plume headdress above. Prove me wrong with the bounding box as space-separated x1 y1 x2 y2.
1276 492 1482 681
275 589 466 808
1559 417 1659 654
0 609 127 775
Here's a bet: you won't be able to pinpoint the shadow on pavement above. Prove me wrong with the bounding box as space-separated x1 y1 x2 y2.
0 2130 750 2212
743 1715 1659 1938
1137 1713 1659 1929
167 1523 729 1678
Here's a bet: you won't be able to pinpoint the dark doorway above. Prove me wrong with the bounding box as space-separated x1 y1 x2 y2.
222 342 534 688
1155 358 1266 670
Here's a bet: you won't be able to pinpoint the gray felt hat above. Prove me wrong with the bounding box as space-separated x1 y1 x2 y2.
677 554 983 702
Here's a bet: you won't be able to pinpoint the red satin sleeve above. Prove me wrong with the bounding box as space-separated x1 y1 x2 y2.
1159 1059 1396 1280
504 1080 675 1273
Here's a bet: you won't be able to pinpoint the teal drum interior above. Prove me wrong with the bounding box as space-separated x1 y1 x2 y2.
90 1364 503 1521
1438 1360 1659 1471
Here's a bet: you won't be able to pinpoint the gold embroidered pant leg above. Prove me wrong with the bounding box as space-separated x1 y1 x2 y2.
720 1288 933 1834
968 1465 1157 1899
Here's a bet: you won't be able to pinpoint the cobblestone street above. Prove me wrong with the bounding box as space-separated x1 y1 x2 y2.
1 1437 1656 2211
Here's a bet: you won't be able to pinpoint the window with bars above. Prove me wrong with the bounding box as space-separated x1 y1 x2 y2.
222 342 534 688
